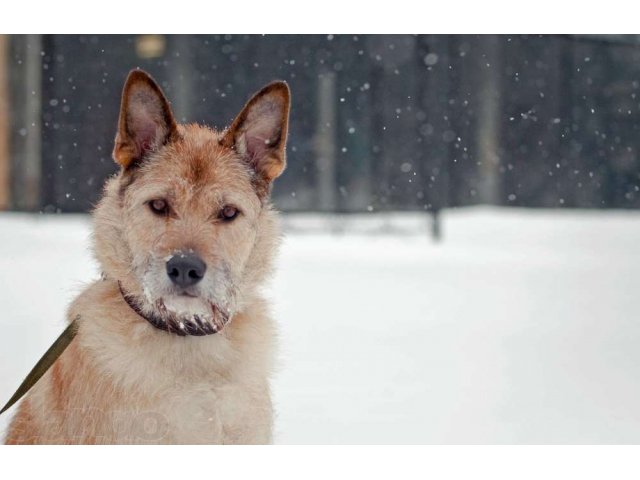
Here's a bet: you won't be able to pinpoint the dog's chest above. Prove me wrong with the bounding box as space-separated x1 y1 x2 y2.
73 293 274 444
113 379 256 444
151 382 228 444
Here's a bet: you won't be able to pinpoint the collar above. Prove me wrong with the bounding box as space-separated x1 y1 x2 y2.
117 281 220 336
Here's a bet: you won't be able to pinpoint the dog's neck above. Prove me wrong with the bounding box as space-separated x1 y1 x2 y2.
115 278 222 337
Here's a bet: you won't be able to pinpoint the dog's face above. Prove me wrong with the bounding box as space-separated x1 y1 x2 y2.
93 70 289 335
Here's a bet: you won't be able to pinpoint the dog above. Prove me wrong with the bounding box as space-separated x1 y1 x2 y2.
4 69 290 444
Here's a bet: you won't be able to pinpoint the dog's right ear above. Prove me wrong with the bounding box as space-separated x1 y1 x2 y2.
113 70 179 169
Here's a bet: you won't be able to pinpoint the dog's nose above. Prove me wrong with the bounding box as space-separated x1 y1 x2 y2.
166 252 207 288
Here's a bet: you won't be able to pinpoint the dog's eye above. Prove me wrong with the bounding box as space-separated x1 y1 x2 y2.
149 199 169 215
220 205 239 222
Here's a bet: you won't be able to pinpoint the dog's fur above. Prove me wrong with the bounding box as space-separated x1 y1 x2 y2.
4 70 290 444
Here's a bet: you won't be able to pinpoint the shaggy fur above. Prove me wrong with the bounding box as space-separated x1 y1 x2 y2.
4 70 290 444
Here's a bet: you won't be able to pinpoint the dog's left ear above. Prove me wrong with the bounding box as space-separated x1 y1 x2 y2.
221 81 290 190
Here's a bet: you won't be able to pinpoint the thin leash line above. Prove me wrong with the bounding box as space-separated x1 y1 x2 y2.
0 317 80 415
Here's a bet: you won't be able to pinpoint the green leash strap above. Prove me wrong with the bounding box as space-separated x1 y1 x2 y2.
0 317 79 415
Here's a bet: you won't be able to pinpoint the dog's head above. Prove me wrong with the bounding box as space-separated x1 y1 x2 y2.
93 70 289 336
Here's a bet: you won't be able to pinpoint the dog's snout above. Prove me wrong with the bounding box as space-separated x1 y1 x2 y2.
166 252 207 288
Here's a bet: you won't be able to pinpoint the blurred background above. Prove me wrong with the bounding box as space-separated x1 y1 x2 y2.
1 35 640 443
1 35 640 222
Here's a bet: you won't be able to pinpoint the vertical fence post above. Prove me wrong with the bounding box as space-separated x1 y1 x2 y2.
0 35 9 210
169 35 193 124
315 71 337 213
23 34 42 211
476 35 502 205
10 34 42 211
418 34 453 242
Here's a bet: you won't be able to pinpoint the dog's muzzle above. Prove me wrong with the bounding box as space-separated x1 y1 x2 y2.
118 282 228 336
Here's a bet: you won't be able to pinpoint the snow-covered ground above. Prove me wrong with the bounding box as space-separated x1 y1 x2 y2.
0 207 639 443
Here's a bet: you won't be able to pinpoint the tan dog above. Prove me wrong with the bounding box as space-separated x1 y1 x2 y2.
4 69 290 444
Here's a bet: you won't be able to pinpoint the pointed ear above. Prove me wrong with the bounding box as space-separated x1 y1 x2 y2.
220 81 290 189
113 70 179 169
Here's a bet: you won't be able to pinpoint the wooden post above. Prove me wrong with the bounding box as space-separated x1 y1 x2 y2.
10 34 42 211
169 35 193 124
315 71 337 212
0 35 9 210
476 35 502 205
24 34 43 211
418 35 452 241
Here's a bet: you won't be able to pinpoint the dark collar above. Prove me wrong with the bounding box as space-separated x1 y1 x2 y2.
117 281 219 336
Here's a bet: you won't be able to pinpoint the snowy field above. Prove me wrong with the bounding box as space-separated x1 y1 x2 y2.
0 207 639 443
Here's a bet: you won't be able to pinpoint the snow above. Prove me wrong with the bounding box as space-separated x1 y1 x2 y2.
1 207 640 443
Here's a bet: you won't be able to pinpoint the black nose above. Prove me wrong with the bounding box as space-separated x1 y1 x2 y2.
166 252 207 288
